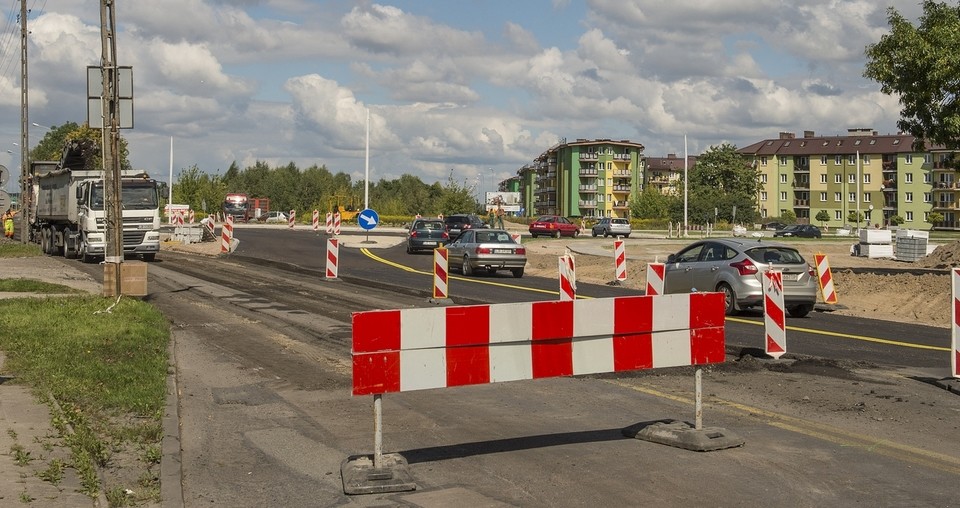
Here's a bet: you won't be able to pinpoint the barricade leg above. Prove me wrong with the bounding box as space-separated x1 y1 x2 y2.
340 394 416 495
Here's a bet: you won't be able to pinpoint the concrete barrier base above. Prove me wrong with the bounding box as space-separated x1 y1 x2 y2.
341 453 417 495
622 419 744 452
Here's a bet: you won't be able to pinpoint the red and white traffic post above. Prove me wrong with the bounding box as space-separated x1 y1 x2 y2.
614 239 626 282
646 262 665 296
188 210 195 224
952 269 960 378
814 253 838 304
312 209 320 232
220 215 234 254
764 270 786 358
559 250 576 301
326 238 339 279
433 247 448 299
288 210 296 229
325 212 333 234
334 212 342 235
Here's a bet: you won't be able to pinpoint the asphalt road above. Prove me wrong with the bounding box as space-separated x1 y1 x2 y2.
60 228 960 506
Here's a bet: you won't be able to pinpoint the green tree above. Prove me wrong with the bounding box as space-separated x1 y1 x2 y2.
927 211 944 225
864 1 960 150
630 186 673 219
815 209 831 227
679 143 760 224
29 122 131 170
847 211 864 227
889 214 905 226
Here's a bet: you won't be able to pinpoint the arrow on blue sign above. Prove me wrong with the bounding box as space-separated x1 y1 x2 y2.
358 208 379 230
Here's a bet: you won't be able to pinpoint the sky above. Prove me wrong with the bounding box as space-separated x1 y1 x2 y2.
0 0 925 199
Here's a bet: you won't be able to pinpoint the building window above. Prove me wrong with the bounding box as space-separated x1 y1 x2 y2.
925 154 932 164
924 173 932 183
820 155 827 165
607 162 612 170
798 156 808 166
905 173 913 183
779 156 787 166
905 192 913 202
761 174 768 183
863 192 871 202
760 156 768 166
834 192 841 202
848 192 856 202
849 155 857 165
848 174 856 184
865 211 872 222
835 155 842 165
835 174 842 184
780 174 787 184
905 154 913 164
924 192 932 202
863 174 871 184
780 191 787 201
906 211 913 221
820 192 827 201
835 210 842 220
760 192 767 201
820 174 827 184
863 154 870 165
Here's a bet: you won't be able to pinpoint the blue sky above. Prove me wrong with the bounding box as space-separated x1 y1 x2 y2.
0 1 924 197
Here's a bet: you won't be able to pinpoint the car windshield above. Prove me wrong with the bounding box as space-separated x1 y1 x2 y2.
415 221 444 230
746 247 804 264
474 231 514 243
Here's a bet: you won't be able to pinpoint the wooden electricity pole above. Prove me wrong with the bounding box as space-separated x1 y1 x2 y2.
100 0 123 296
19 0 29 244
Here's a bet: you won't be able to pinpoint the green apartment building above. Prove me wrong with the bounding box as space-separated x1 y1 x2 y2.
517 138 645 218
740 129 943 230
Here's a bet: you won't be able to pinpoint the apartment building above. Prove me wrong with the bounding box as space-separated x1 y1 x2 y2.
645 153 698 196
739 129 940 230
516 138 645 218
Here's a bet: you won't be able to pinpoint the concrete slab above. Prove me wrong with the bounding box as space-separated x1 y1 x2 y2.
340 453 416 495
622 419 745 452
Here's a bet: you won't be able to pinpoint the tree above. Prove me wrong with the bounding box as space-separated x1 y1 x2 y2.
889 214 905 226
29 122 131 170
847 211 864 227
815 210 831 227
864 1 960 150
630 186 673 219
927 211 944 226
681 143 760 224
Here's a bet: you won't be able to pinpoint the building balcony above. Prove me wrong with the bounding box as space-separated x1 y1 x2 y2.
794 165 810 173
883 204 896 210
933 161 954 170
579 185 597 193
579 169 598 176
934 201 959 210
794 199 809 207
578 201 597 208
882 160 895 171
613 153 631 160
792 181 809 190
612 185 631 192
613 201 629 208
579 153 599 160
934 181 960 189
612 170 632 177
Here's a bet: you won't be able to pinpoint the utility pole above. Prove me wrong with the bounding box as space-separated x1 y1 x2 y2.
100 0 123 295
19 0 29 244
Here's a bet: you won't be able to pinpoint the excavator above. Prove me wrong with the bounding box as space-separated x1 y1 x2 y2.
328 195 359 221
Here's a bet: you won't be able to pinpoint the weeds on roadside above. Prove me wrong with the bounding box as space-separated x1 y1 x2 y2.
36 458 65 485
11 444 33 466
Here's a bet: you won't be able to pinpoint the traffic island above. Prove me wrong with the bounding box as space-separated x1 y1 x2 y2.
622 419 744 452
340 453 416 495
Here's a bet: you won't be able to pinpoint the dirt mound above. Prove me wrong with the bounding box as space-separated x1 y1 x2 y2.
916 240 960 269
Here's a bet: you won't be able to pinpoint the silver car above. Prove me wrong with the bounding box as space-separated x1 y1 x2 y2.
591 217 631 238
446 229 526 278
664 238 818 317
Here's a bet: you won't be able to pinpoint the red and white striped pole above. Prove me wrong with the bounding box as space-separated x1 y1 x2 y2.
288 210 296 229
952 269 960 378
334 212 342 235
433 247 448 299
614 239 626 282
645 262 665 295
325 212 333 234
559 251 576 301
326 238 339 279
764 270 786 358
312 209 320 232
188 210 195 224
205 215 216 238
176 210 185 227
814 253 838 304
221 215 234 254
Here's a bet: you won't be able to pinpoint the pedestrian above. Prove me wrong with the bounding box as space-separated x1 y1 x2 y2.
487 207 496 228
495 205 505 229
3 209 16 239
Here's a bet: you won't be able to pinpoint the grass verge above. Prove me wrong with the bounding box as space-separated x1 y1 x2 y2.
0 259 169 506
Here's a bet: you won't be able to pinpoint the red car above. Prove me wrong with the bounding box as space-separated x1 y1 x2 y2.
528 215 581 238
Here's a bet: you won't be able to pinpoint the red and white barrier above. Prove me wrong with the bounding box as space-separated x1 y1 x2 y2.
433 247 448 299
352 293 726 395
763 270 786 358
559 252 576 301
614 239 626 282
312 209 320 232
175 210 185 227
511 233 522 244
334 212 342 235
221 215 234 254
952 269 960 378
326 238 339 279
188 210 195 224
325 212 333 234
814 253 838 304
288 210 296 229
646 262 665 296
205 216 216 237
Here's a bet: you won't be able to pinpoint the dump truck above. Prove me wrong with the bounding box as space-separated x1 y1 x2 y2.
32 163 161 262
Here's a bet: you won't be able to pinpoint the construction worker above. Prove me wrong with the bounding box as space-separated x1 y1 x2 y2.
3 208 17 239
495 204 505 229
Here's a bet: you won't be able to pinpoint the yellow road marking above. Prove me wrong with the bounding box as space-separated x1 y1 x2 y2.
609 379 960 475
726 316 951 352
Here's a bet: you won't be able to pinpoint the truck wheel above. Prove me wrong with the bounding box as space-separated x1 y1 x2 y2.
64 234 78 259
79 235 95 263
141 253 156 262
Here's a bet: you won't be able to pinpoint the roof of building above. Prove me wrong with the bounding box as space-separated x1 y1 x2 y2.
646 153 698 171
738 129 928 156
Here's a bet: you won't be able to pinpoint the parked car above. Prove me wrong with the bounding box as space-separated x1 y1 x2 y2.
260 211 287 223
663 238 818 317
529 216 580 238
406 219 449 253
446 228 527 278
773 224 822 238
763 222 787 231
444 214 487 239
591 217 631 238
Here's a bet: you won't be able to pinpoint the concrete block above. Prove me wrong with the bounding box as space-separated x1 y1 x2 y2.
623 419 744 452
341 453 416 495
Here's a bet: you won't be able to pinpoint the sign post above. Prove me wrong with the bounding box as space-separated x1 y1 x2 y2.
358 208 379 242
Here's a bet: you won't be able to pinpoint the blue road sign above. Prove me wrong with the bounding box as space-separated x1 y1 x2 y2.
358 208 379 230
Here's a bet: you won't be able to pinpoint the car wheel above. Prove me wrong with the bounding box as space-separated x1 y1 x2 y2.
406 244 413 254
553 230 561 239
717 283 738 316
512 267 524 278
603 230 608 238
591 229 597 237
787 304 814 318
463 256 473 276
572 229 579 238
530 234 537 238
623 234 630 238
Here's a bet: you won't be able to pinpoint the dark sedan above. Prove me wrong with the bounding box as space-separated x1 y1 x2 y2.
773 224 822 238
406 219 449 253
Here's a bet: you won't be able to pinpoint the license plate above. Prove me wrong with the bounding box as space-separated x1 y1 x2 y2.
422 241 436 246
494 249 512 254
